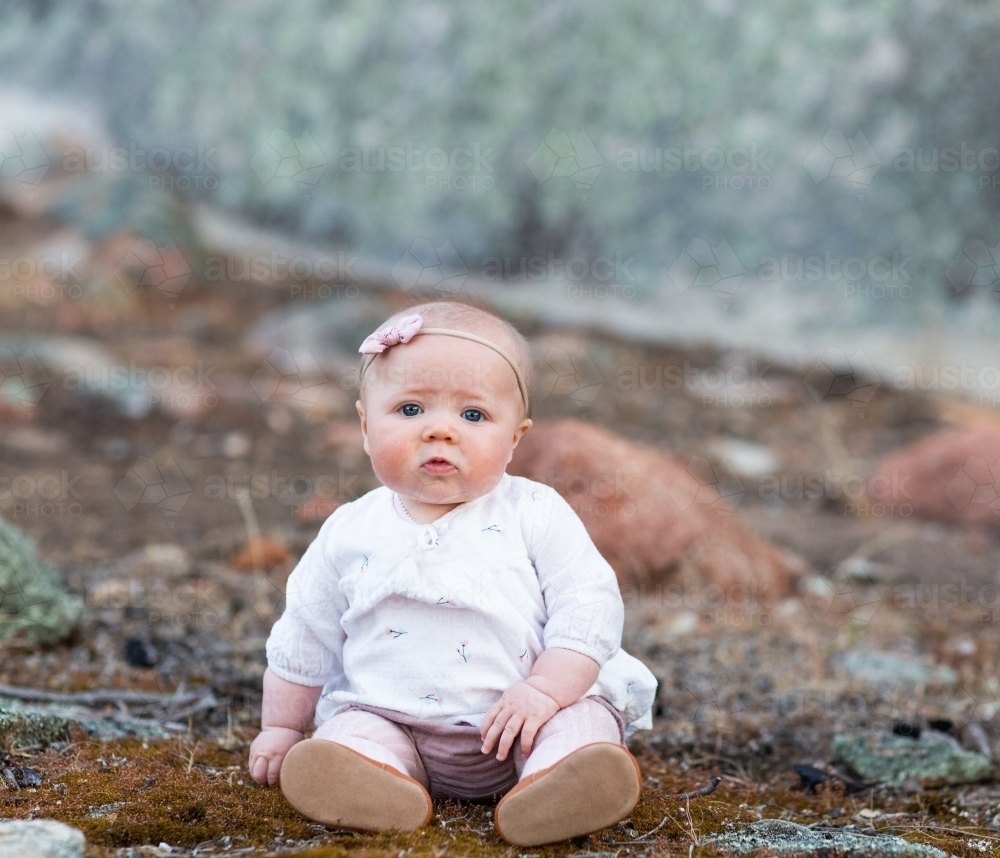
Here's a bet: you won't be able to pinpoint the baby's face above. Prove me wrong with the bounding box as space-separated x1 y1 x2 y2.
356 334 531 519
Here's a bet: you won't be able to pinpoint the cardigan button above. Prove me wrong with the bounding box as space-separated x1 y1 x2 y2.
418 525 438 549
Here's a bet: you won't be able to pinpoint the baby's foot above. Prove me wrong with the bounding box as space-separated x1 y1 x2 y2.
280 738 433 832
494 742 641 846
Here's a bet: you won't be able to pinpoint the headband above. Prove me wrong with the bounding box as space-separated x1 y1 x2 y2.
358 313 530 413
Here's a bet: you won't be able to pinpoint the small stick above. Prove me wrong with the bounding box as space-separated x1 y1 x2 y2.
0 683 204 707
234 486 265 575
673 776 722 800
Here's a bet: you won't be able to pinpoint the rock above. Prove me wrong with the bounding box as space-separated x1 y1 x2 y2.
709 818 948 856
119 543 193 583
0 426 68 457
229 537 292 572
0 820 86 858
838 650 957 688
0 698 179 741
0 514 84 645
833 730 994 787
508 419 802 598
707 438 780 478
0 708 76 747
870 427 1000 525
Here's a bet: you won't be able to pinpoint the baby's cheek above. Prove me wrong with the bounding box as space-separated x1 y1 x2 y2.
368 432 414 485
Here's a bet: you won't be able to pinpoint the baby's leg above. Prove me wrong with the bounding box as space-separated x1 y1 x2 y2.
313 709 429 789
513 696 622 780
497 698 640 847
281 709 432 832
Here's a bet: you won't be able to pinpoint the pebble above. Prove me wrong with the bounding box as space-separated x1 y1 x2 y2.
0 820 86 858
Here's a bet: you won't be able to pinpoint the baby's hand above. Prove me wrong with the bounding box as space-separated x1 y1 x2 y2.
248 726 305 787
480 681 560 762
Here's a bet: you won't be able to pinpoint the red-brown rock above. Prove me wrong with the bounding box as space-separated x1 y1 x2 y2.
871 427 1000 526
509 419 801 602
229 537 292 572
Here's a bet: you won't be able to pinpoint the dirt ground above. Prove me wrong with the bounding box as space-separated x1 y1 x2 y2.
2 204 1000 857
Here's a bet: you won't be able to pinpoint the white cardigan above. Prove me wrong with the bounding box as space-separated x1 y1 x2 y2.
265 473 657 732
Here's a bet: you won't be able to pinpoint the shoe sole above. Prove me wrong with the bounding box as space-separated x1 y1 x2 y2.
494 742 642 846
279 739 433 832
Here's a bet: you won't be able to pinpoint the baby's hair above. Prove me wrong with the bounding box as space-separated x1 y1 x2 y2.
358 299 533 417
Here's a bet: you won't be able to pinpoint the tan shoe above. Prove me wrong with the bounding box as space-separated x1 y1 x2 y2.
280 738 433 832
494 742 642 846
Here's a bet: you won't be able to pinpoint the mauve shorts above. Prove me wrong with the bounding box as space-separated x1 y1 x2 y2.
322 695 626 801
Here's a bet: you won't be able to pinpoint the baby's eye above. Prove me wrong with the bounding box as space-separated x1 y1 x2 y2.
462 409 484 422
399 403 422 417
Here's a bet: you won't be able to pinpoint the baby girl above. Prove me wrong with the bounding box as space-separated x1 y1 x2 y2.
248 301 657 846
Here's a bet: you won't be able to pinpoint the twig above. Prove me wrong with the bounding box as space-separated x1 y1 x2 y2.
0 683 205 707
628 815 670 842
234 486 265 575
672 776 722 800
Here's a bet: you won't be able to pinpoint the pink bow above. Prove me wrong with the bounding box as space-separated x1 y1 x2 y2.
358 313 424 354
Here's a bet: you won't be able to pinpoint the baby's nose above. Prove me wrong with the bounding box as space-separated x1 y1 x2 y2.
422 419 457 441
424 414 458 441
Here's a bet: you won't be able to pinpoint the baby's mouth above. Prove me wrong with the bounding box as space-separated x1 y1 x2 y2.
421 457 458 475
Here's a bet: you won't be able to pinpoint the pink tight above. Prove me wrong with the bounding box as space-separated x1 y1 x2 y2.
311 697 622 797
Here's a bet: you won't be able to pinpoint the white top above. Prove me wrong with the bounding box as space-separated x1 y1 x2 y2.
265 473 657 733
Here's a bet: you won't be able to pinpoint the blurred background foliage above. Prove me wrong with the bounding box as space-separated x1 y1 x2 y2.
1 0 999 312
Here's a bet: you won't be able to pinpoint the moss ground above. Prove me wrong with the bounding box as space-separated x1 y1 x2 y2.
2 732 997 858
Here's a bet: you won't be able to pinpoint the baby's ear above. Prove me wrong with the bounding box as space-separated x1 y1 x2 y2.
355 400 371 456
507 417 532 462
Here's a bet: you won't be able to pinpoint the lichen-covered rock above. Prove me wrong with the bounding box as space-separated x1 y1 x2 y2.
833 730 994 787
709 819 948 857
838 650 957 688
0 708 76 748
0 820 86 858
0 514 84 645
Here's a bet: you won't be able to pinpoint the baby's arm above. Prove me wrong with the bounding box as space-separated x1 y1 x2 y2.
249 668 324 786
480 647 600 762
525 646 600 706
250 510 349 786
